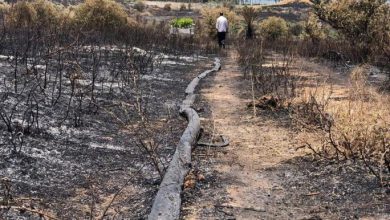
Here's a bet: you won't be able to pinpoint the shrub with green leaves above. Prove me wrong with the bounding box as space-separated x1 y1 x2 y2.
134 0 145 12
304 13 326 43
289 22 304 37
32 0 61 28
259 16 288 41
311 0 390 61
6 1 37 28
171 17 193 29
73 0 129 38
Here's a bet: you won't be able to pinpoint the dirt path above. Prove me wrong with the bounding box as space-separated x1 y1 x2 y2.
181 52 389 219
183 52 305 219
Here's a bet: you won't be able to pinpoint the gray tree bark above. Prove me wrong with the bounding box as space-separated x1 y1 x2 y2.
148 58 221 220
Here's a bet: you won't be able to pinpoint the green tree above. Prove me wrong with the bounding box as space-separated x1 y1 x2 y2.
311 0 389 60
241 6 258 39
304 13 325 44
368 3 390 62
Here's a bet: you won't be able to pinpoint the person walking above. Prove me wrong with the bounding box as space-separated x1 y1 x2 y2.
216 12 228 48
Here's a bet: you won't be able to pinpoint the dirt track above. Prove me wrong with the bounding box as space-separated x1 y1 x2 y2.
183 52 306 219
181 52 389 219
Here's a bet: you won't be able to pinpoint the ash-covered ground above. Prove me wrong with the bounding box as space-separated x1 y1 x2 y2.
0 48 213 219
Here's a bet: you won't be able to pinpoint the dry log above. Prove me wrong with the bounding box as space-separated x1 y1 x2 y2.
181 94 197 110
148 58 221 220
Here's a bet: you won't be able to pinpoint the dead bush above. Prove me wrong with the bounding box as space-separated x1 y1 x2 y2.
247 95 281 110
136 137 166 180
294 66 390 186
0 1 9 13
236 39 264 76
222 1 235 11
179 3 186 11
163 3 171 11
349 64 371 100
254 53 297 102
292 85 333 131
237 38 298 115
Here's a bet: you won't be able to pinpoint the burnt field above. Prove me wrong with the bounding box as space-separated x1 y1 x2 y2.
1 0 389 219
0 45 212 218
0 0 219 218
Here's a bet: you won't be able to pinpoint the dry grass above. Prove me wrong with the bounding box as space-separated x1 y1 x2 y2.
293 64 390 186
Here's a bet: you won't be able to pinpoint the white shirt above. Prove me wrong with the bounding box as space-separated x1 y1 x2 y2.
216 16 228 32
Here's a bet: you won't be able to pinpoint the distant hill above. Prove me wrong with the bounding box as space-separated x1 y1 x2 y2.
3 0 84 5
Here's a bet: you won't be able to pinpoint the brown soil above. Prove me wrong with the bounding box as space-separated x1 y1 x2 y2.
181 52 389 219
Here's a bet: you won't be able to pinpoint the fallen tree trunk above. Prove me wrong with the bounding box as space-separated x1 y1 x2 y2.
148 58 221 220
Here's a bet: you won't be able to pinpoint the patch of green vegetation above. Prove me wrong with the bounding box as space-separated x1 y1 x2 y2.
171 17 193 29
260 16 288 41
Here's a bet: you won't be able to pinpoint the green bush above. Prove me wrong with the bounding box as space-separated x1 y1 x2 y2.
311 0 390 60
73 0 129 36
6 1 37 28
304 13 326 42
289 22 304 37
171 17 193 29
260 16 288 41
6 0 61 29
32 0 61 28
134 0 145 12
369 3 390 64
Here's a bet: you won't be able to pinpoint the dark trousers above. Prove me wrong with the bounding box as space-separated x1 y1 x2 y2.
217 32 226 48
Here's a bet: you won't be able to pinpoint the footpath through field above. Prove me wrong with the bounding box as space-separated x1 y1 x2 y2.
182 52 306 219
182 51 389 220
